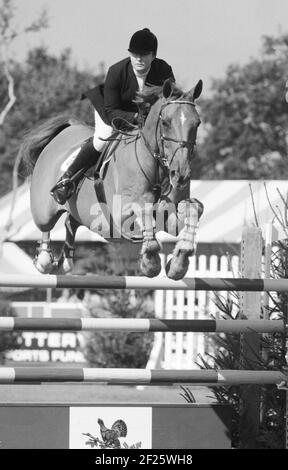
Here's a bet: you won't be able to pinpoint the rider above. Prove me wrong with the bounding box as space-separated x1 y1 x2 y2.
51 28 175 205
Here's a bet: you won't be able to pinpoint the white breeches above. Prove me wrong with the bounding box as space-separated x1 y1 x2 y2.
93 110 113 151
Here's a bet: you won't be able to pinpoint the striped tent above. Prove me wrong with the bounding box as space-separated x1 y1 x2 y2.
0 242 39 275
0 180 287 244
0 183 105 243
0 242 40 290
190 180 288 243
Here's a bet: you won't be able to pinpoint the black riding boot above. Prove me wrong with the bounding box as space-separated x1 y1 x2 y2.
51 139 101 205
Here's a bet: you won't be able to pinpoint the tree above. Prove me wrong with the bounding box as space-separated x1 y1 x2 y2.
72 244 155 369
0 0 48 125
84 290 154 369
199 33 288 179
0 46 100 196
0 0 48 245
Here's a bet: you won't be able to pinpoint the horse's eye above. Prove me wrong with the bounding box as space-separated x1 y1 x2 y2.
162 119 170 129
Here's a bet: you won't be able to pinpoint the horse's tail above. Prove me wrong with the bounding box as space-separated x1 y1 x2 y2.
20 114 73 175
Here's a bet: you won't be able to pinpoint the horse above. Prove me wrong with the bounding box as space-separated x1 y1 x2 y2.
20 79 204 280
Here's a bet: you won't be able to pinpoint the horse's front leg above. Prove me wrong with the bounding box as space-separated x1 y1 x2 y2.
166 198 204 280
137 201 162 278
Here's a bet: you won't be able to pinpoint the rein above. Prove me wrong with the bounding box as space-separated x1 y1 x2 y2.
99 117 140 142
98 98 198 201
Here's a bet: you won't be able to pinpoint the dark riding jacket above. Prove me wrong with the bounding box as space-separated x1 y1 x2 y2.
83 57 175 126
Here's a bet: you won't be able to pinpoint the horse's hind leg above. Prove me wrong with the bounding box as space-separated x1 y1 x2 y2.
55 214 80 274
166 198 204 280
34 232 55 274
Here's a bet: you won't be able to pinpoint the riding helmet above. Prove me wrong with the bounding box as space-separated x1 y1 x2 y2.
128 28 158 55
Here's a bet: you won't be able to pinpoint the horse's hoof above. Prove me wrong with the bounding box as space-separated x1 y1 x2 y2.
141 239 161 256
34 251 54 274
34 260 54 274
165 257 189 280
140 253 162 278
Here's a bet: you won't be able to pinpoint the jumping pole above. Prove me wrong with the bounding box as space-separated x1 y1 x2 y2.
2 274 288 291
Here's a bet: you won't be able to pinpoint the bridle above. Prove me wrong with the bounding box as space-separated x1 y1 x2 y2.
141 99 198 169
135 97 199 200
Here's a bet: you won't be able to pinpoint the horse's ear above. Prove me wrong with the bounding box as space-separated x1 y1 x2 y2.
187 80 203 101
163 79 174 99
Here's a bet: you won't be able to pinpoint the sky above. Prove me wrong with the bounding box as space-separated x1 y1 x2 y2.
10 0 288 91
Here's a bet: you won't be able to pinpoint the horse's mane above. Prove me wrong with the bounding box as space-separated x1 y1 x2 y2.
135 83 185 106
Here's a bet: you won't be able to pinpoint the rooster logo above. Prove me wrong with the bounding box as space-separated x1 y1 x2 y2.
83 417 141 449
97 418 127 448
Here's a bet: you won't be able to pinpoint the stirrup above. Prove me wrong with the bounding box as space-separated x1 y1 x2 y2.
50 178 75 205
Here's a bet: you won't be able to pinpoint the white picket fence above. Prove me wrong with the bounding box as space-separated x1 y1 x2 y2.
153 253 240 369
